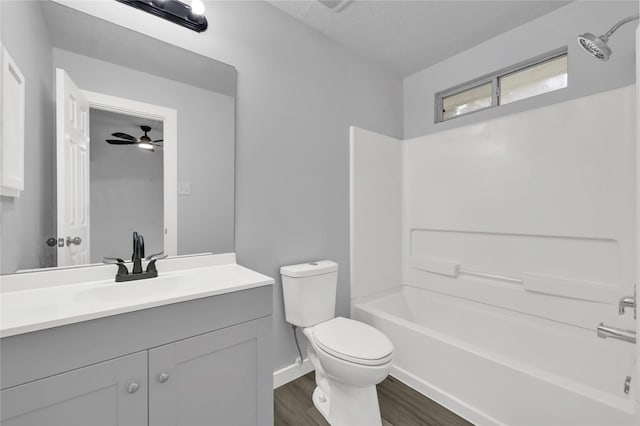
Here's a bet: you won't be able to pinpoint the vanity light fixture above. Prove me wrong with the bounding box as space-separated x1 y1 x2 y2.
190 0 205 16
115 0 208 33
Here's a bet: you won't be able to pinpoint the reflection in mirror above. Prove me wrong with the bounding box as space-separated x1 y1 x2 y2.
0 0 237 274
90 110 164 263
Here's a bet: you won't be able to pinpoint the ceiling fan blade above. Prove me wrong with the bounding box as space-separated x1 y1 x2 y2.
153 139 163 143
111 132 137 141
106 139 135 145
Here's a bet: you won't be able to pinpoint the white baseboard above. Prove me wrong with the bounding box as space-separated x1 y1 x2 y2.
390 365 504 426
273 358 314 389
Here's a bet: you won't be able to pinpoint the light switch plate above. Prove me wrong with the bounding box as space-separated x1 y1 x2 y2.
178 182 192 196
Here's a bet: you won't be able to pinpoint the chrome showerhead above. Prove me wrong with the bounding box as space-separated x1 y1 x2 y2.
577 33 611 61
577 14 639 61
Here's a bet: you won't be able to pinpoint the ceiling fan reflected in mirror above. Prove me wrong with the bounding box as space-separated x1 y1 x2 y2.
106 125 163 152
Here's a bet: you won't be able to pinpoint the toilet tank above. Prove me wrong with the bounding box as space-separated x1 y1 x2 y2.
280 260 338 327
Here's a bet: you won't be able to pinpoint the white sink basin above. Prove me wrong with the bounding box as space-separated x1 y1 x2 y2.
1 254 275 338
74 275 189 305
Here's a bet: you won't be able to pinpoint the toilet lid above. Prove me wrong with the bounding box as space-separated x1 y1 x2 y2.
312 317 393 366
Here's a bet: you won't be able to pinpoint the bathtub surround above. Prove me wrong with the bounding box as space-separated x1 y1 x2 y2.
349 127 402 303
351 86 636 425
404 1 639 138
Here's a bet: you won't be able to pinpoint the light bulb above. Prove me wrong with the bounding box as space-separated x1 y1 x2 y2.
138 142 154 150
190 0 205 16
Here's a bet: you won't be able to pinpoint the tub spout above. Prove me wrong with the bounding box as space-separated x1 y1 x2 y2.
597 323 636 344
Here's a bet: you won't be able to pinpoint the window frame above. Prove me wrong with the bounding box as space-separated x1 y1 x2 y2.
435 47 568 123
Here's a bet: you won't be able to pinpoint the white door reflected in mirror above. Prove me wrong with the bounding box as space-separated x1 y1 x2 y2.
56 69 90 267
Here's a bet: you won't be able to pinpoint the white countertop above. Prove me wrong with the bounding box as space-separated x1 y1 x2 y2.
0 254 273 338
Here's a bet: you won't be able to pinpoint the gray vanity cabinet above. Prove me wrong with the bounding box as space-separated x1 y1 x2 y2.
0 351 148 426
149 319 272 426
1 285 274 426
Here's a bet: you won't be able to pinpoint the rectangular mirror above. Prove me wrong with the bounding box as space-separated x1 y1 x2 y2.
0 0 237 274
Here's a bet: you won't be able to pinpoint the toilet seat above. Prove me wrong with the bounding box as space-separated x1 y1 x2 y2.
311 317 393 366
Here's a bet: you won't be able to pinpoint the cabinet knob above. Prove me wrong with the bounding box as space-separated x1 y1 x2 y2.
127 382 139 394
157 372 170 383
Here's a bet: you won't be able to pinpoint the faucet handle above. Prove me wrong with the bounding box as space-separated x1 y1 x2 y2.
103 257 129 276
145 254 167 275
145 252 166 261
619 295 636 318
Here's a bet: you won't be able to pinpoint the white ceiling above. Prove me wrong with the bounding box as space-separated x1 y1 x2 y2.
267 0 572 76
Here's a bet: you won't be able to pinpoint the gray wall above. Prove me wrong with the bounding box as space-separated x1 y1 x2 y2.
89 112 164 262
53 48 235 257
404 1 639 138
0 1 55 273
226 3 403 371
100 0 402 370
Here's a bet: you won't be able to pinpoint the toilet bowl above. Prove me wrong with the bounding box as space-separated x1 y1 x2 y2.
302 317 393 426
280 261 394 426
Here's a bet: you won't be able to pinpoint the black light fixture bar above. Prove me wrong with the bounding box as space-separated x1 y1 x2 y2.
115 0 208 33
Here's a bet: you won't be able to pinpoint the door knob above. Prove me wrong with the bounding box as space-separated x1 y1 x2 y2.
157 372 170 383
66 236 82 246
127 382 139 394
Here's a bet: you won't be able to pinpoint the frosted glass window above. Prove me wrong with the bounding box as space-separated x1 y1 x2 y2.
441 83 492 121
499 55 567 105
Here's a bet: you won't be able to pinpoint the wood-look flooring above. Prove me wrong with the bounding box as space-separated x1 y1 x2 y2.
274 372 473 426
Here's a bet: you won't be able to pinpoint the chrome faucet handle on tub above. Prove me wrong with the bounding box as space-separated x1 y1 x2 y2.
618 292 636 318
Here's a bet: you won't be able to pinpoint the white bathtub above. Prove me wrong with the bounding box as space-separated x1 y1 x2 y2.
353 286 635 426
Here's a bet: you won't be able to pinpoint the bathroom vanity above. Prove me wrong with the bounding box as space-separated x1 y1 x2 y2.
0 254 274 426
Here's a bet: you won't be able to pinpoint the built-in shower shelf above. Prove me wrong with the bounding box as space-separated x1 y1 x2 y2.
411 255 618 304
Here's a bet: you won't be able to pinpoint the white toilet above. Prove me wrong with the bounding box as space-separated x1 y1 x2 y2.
281 260 394 426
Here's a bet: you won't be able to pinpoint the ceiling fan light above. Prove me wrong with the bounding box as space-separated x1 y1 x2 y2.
190 0 205 16
138 142 154 150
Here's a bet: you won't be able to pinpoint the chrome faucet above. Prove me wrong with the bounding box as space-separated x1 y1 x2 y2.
619 295 636 318
103 232 166 282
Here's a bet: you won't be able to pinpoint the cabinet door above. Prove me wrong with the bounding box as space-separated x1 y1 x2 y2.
0 44 25 197
1 351 147 426
149 318 272 426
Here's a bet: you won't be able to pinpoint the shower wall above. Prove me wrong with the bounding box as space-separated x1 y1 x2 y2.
403 85 635 331
352 86 636 327
349 127 401 302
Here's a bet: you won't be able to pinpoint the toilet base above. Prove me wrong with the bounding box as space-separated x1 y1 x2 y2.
312 386 331 419
311 372 383 426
